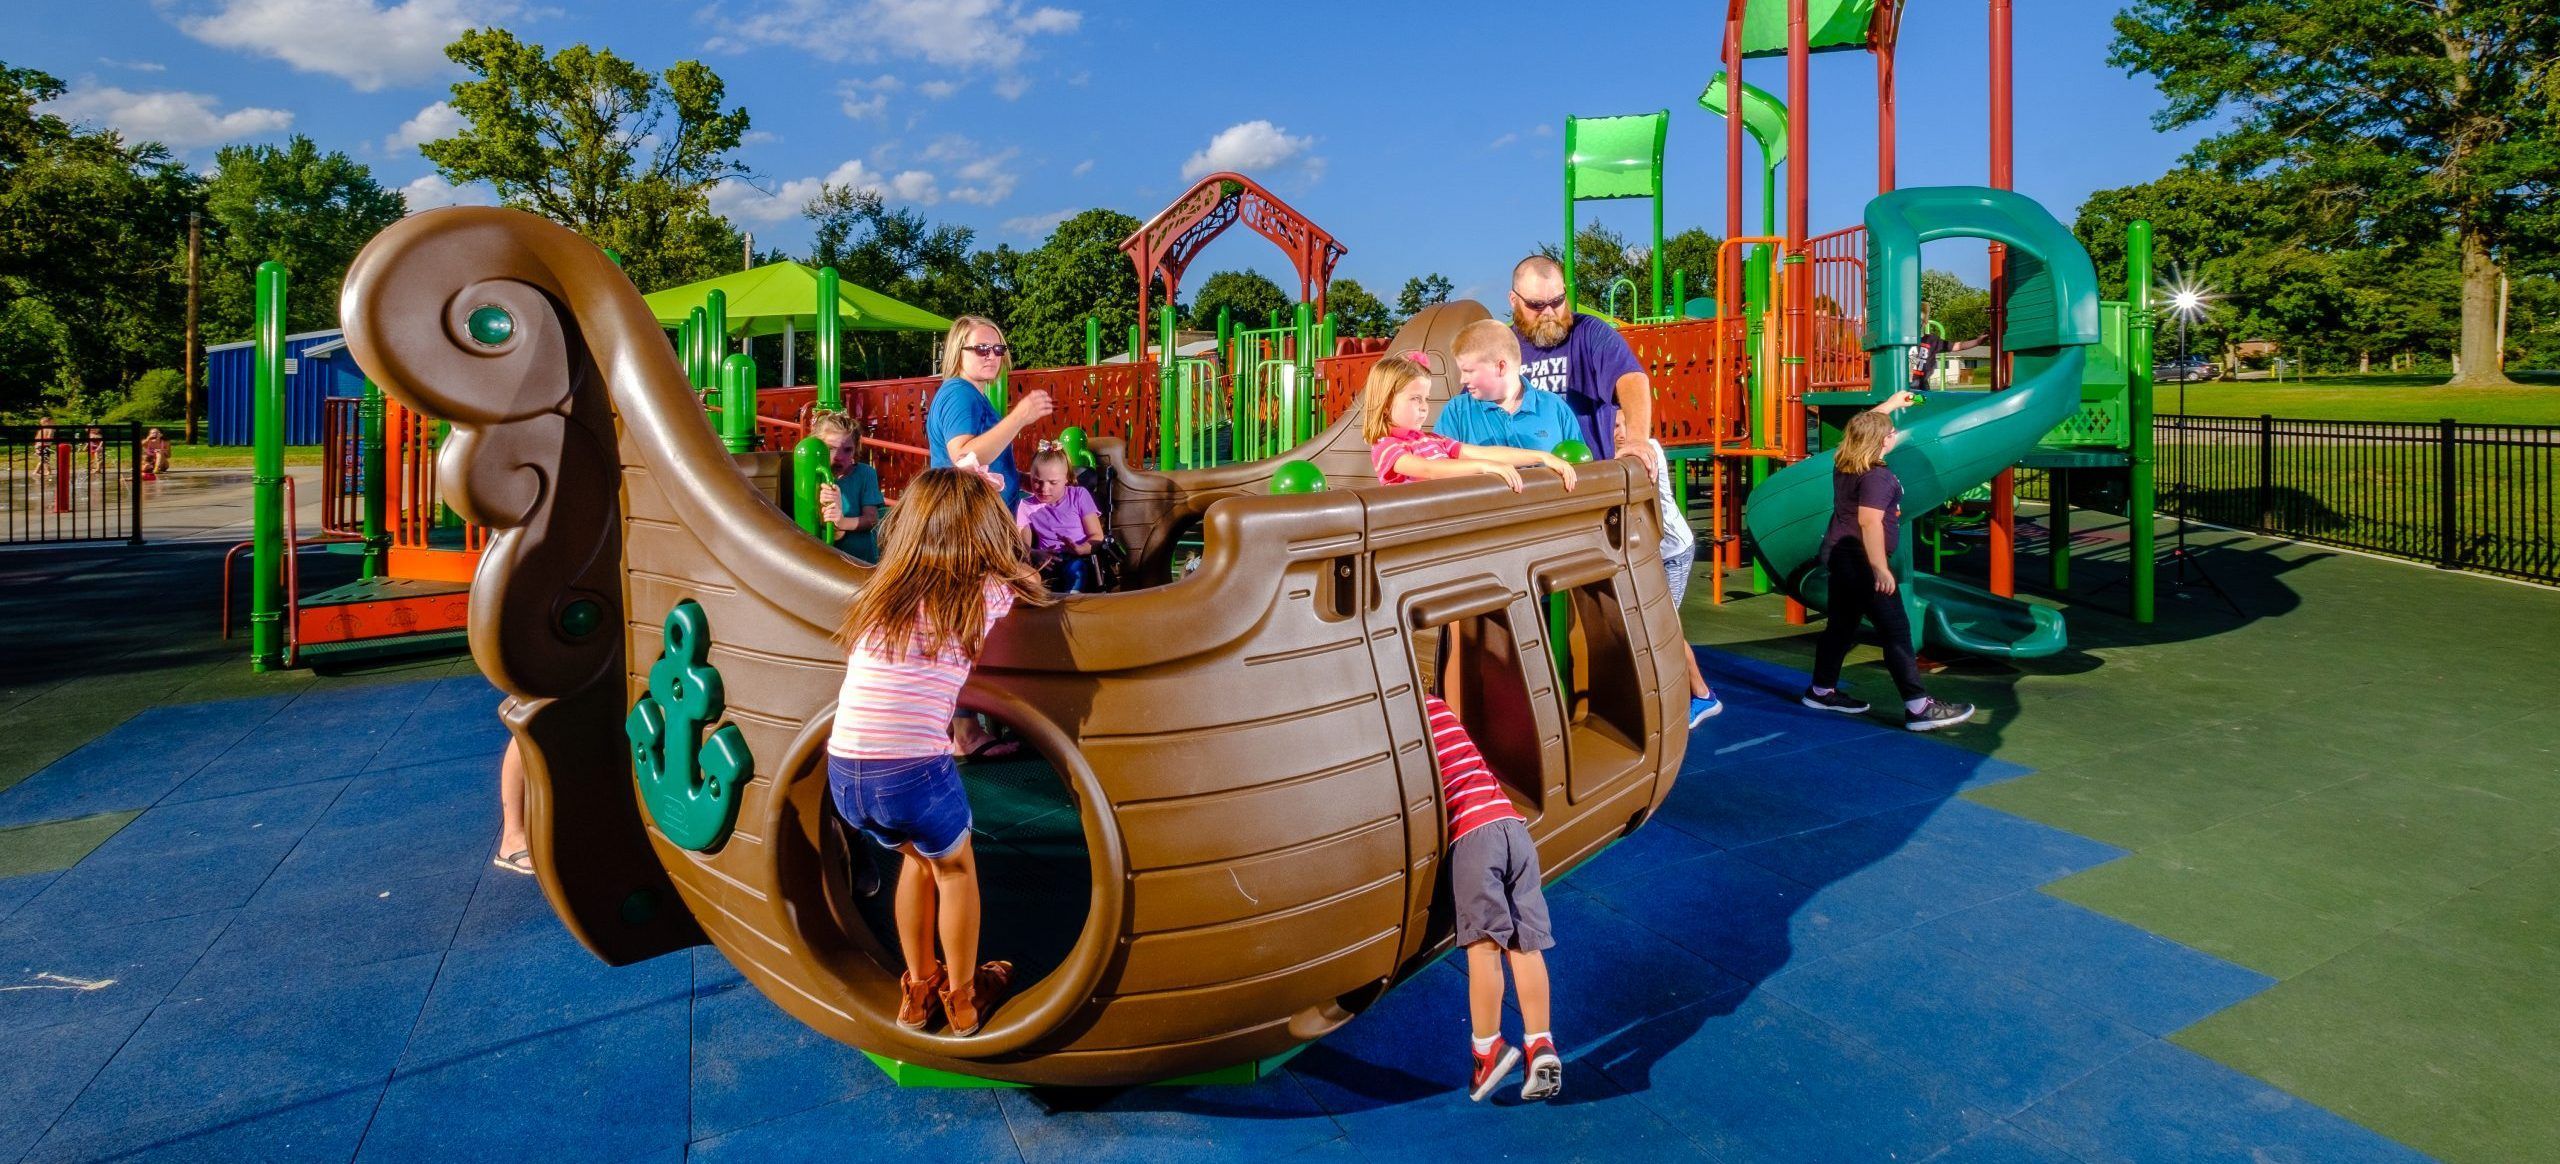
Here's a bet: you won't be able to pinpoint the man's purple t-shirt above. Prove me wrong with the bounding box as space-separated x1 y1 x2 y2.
1515 314 1645 459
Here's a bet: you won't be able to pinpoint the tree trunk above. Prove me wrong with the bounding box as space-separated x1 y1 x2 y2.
2446 226 2514 387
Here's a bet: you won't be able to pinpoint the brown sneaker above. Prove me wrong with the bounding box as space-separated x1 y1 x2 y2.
897 966 945 1030
940 960 1014 1036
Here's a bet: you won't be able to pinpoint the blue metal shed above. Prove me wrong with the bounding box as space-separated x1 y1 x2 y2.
206 329 375 445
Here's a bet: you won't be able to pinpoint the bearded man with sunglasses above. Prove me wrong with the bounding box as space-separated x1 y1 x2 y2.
1507 255 1659 476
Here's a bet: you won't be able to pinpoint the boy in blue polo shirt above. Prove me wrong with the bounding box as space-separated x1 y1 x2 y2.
1439 320 1580 454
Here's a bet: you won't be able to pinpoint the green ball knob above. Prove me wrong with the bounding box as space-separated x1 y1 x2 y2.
466 304 514 346
1270 460 1328 495
1553 439 1594 464
559 598 602 639
1059 425 1093 469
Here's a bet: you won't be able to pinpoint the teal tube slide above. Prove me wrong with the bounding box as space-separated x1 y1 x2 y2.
1743 187 2100 658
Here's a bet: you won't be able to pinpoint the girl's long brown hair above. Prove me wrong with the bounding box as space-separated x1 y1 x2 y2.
1833 410 1898 475
840 468 1050 659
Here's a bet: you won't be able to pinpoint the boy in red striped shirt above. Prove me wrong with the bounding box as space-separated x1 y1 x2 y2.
1424 695 1564 1102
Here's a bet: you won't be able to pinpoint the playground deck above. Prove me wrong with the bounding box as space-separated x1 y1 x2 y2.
0 513 2548 1162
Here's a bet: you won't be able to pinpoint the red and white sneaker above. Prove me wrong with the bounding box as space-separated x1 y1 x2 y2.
1469 1038 1521 1102
1520 1037 1563 1101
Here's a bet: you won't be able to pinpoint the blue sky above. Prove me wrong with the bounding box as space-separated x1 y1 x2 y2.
21 1 2208 300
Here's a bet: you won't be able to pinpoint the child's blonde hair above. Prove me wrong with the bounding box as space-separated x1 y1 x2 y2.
1358 354 1432 445
1027 445 1073 478
1834 410 1898 475
940 315 1011 380
840 467 1050 658
1452 319 1522 365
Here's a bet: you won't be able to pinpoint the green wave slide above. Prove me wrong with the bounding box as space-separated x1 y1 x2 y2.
1742 187 2100 659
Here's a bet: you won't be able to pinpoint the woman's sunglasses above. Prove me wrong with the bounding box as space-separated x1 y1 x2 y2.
963 343 1011 357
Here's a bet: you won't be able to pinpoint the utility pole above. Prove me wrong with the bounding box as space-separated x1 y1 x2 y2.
743 231 754 271
184 211 202 444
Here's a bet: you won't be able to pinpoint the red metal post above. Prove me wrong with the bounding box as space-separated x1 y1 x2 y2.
1987 0 2017 597
1877 14 1898 193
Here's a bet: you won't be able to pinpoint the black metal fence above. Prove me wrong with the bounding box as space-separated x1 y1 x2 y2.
2 423 143 546
2024 414 2557 585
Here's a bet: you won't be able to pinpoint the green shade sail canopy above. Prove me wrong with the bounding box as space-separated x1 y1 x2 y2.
1737 0 1881 58
1698 72 1789 167
644 261 951 338
1564 112 1669 202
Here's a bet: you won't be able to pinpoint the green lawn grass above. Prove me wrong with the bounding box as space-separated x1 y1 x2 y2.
2157 372 2560 425
164 442 324 469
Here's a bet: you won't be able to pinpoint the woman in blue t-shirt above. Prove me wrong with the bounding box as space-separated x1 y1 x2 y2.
1800 393 1975 732
926 315 1052 506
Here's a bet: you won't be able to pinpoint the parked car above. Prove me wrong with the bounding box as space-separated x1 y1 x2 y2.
2152 355 2220 382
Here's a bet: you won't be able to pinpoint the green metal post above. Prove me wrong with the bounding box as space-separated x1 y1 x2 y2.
1156 305 1178 470
686 307 709 388
705 288 728 373
1085 316 1100 367
1293 301 1316 442
816 266 843 411
1318 312 1336 358
1217 306 1231 361
719 354 757 453
2126 219 2157 623
1672 269 1687 320
1651 169 1666 318
249 261 287 671
1563 154 1578 314
792 436 833 539
359 378 387 580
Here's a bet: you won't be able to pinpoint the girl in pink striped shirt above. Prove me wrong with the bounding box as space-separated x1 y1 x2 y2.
829 467 1051 1036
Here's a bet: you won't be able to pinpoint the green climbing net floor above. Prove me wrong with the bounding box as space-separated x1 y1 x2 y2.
1686 507 2560 1164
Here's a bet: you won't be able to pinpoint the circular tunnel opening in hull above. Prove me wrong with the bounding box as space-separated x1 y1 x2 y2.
820 725 1093 997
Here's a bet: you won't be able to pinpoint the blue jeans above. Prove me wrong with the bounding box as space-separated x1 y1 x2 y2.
827 754 973 859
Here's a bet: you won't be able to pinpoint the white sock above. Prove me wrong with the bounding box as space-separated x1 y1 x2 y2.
1472 1033 1499 1054
1524 1029 1552 1051
1906 697 1932 714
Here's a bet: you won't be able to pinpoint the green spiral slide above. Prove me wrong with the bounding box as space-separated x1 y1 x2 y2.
1743 187 2100 659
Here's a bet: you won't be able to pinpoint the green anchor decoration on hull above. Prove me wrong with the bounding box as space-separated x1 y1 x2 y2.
625 600 753 851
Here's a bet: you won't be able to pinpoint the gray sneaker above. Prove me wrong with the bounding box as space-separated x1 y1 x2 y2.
1904 699 1976 731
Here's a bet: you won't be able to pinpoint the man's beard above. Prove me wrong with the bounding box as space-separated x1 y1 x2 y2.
1521 312 1571 348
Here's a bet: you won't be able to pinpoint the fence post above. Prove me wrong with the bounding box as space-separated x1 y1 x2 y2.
2256 414 2274 530
2437 417 2459 569
127 423 143 545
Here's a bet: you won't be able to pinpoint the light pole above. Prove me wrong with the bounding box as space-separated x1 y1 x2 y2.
2161 273 2239 612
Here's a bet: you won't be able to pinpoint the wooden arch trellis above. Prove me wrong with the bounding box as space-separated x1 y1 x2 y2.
1119 172 1346 359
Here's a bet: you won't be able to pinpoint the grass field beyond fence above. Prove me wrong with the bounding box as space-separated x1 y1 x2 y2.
2152 372 2560 425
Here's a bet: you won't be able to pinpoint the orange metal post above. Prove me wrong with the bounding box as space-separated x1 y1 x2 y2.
1987 0 2017 597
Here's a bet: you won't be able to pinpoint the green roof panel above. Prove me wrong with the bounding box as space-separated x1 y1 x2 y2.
1738 0 1878 59
1564 112 1669 202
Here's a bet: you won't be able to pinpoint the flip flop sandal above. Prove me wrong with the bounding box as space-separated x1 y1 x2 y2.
492 849 534 875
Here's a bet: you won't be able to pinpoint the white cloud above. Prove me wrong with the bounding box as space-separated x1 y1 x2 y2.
918 79 960 98
41 83 292 148
1488 132 1518 149
1180 120 1319 182
837 75 901 121
1070 158 1093 178
993 75 1030 100
727 0 1080 71
99 58 167 73
1533 123 1554 137
1002 208 1074 237
176 0 519 92
400 173 495 211
385 100 463 151
712 158 947 225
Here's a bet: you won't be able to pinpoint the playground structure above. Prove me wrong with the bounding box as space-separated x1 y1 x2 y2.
229 261 482 671
339 206 1688 1088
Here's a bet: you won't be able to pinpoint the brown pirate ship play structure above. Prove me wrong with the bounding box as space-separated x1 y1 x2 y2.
340 207 1690 1087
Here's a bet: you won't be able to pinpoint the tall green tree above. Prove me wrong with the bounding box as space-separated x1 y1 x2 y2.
2112 1 2559 385
1661 226 1721 303
1185 268 1290 331
1324 278 1391 338
1008 209 1157 368
1919 269 1991 342
801 185 1007 374
1392 273 1453 325
199 135 404 341
0 62 195 415
422 29 751 292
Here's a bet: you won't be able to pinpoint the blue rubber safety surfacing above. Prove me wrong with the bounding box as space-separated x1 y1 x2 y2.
0 658 2435 1162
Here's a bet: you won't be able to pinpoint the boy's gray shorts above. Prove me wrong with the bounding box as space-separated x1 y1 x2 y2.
1450 817 1554 952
